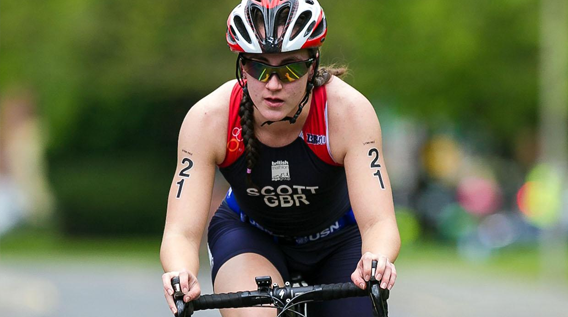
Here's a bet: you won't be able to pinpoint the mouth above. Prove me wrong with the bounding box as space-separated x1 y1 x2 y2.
264 97 285 107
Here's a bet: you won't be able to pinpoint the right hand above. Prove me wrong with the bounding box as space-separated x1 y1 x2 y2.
162 270 201 315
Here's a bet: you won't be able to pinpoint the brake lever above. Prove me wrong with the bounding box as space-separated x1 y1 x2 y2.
368 260 389 317
171 276 194 317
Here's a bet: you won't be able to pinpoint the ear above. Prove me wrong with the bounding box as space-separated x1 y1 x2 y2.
238 56 248 78
309 50 320 80
236 55 248 88
309 63 317 81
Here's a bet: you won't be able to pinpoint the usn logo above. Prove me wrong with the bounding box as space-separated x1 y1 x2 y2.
271 160 291 181
305 133 326 145
295 221 341 244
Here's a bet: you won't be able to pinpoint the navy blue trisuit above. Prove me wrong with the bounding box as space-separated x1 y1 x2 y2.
207 83 374 316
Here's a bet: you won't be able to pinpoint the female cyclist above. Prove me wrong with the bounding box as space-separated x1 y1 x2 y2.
160 0 400 316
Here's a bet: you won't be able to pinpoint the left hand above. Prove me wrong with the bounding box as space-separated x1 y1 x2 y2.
351 252 397 291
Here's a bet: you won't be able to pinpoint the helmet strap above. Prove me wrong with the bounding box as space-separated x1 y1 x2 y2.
236 54 246 88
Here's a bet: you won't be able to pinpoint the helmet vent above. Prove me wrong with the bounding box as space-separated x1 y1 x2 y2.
234 16 252 44
309 16 325 39
251 7 266 40
228 26 239 43
275 7 291 39
304 21 315 37
291 11 312 41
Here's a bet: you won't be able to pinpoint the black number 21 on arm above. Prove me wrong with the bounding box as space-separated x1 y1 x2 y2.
368 148 385 190
176 158 194 199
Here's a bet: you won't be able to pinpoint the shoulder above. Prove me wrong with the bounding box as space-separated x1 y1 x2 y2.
178 80 237 165
188 79 237 118
325 77 382 163
325 77 378 123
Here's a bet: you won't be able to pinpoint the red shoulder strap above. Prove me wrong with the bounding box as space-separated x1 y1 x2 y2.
301 86 342 166
218 83 245 168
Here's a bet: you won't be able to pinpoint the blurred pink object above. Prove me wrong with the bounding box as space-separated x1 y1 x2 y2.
457 177 502 215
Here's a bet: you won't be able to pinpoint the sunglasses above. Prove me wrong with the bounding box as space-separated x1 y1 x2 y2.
241 57 314 83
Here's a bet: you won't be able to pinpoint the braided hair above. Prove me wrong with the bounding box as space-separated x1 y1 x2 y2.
235 51 347 188
238 85 261 188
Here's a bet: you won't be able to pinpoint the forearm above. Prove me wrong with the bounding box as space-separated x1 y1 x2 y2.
160 231 202 275
360 219 401 262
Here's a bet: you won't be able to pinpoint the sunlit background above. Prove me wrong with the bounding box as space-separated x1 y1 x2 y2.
1 0 567 316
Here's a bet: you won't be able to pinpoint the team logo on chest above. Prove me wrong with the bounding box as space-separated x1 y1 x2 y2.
271 160 291 181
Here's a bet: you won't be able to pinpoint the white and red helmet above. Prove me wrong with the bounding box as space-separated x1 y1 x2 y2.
226 0 327 53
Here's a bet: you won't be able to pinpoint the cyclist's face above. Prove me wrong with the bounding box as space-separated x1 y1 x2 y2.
242 50 313 124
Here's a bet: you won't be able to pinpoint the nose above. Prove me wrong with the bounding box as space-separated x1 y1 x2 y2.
265 73 283 90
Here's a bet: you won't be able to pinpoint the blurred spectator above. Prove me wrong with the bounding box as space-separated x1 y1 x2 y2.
0 89 54 235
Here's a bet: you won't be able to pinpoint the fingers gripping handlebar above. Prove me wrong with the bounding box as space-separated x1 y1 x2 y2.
171 276 192 317
369 260 390 317
171 276 273 317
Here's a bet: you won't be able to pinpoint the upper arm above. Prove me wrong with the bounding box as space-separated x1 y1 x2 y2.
327 79 396 233
163 81 233 242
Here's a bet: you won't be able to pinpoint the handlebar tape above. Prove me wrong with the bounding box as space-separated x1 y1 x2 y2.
192 291 273 311
295 283 367 301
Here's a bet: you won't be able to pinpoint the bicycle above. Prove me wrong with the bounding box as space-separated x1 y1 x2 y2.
171 260 389 317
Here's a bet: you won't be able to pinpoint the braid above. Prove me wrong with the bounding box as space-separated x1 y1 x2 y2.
238 86 260 188
313 68 330 87
313 65 348 87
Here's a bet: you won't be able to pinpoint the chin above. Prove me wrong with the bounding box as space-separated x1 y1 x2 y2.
259 112 288 123
258 106 294 121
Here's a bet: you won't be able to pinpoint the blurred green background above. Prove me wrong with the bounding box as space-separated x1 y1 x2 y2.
1 1 567 316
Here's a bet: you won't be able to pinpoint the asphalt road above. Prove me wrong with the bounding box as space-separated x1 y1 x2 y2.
1 256 567 317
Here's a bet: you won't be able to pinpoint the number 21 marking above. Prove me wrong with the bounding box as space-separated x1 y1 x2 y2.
176 158 194 199
368 148 385 190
